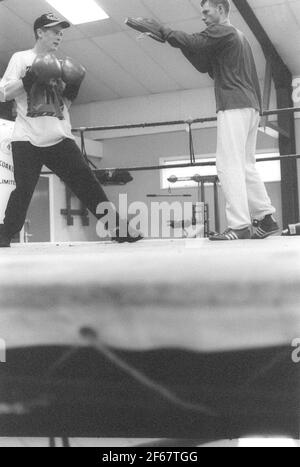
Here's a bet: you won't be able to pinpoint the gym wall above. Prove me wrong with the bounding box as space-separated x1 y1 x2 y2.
100 127 282 234
71 85 285 234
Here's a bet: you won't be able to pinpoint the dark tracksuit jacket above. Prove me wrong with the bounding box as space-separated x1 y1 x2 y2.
164 23 262 113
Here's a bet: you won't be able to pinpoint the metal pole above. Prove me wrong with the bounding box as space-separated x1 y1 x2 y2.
41 153 300 176
72 107 300 134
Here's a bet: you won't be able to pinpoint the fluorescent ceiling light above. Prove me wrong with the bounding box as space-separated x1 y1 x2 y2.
46 0 109 25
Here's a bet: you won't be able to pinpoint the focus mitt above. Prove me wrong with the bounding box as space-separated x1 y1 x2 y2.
125 17 167 43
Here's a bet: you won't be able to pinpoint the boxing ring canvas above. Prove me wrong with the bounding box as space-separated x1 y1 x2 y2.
0 238 299 440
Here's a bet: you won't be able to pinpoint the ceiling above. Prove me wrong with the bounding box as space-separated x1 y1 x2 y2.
0 0 299 105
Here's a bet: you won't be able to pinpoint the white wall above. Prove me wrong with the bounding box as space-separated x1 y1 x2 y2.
70 86 283 234
71 87 220 140
100 128 282 233
49 104 300 239
70 79 276 139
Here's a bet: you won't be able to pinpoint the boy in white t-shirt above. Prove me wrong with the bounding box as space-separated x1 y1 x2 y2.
0 13 142 247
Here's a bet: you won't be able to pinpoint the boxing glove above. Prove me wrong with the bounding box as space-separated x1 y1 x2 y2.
31 54 62 84
282 223 300 236
61 57 86 102
22 68 37 94
61 57 86 85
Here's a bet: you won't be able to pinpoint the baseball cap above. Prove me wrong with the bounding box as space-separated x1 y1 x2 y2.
34 13 71 31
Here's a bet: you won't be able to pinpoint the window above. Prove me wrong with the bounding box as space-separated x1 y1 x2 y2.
161 152 281 189
161 156 217 190
255 152 281 183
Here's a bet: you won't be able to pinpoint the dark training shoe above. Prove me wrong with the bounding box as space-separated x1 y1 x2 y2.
112 227 144 244
252 215 279 240
0 225 11 248
209 227 251 241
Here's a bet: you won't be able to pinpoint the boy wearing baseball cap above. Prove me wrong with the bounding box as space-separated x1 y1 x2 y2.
0 14 141 247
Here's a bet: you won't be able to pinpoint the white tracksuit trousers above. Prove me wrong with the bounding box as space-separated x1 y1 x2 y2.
216 108 276 230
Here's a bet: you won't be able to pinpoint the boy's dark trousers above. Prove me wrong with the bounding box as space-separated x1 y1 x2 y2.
3 138 109 237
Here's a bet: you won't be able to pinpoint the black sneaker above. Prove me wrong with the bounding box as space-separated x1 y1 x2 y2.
252 215 279 239
209 227 251 241
0 224 11 248
111 227 143 244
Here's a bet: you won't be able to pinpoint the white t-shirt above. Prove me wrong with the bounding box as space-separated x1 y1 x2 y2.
0 50 75 147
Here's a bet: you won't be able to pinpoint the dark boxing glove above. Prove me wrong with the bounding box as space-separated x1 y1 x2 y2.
22 68 37 94
63 83 81 102
31 53 62 84
25 54 64 119
61 57 86 102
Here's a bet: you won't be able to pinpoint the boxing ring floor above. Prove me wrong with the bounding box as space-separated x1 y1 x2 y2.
0 237 299 440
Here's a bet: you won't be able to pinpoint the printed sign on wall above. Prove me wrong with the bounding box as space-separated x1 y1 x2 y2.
0 119 15 223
